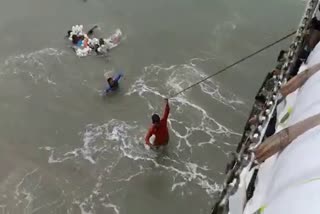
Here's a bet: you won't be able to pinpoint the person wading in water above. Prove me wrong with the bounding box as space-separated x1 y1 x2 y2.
145 99 170 149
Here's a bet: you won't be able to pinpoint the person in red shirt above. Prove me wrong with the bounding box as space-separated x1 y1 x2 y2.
145 99 170 149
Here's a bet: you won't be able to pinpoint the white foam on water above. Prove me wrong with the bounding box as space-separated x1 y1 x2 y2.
1 48 65 85
127 60 244 109
81 124 104 164
39 146 53 151
126 63 241 155
198 138 216 147
47 77 57 85
145 158 221 195
48 150 78 164
42 120 157 165
116 171 145 182
30 198 61 214
38 57 243 212
12 168 43 213
72 183 121 214
14 168 39 200
73 200 93 214
171 182 186 191
44 117 222 199
102 203 120 214
198 179 221 195
39 146 78 164
123 60 241 195
189 57 215 67
39 119 222 214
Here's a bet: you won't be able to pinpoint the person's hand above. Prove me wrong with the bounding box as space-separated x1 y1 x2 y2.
248 115 257 124
164 98 169 104
254 133 284 162
144 144 151 150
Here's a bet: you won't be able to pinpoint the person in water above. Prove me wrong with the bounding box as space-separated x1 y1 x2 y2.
145 99 170 149
67 25 99 46
105 73 123 94
71 34 87 46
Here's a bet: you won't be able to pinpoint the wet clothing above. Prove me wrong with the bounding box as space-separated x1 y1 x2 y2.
105 74 123 94
76 37 89 48
145 102 170 147
76 40 83 47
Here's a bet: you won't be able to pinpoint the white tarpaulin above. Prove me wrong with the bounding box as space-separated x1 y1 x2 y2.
243 42 320 214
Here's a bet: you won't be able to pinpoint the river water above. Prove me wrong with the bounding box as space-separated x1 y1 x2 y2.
0 0 304 213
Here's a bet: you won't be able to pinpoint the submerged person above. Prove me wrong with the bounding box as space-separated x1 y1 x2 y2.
72 34 87 47
68 34 109 56
105 73 123 94
145 99 170 149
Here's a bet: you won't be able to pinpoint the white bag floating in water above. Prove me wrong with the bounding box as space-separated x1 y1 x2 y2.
89 38 99 46
76 46 91 57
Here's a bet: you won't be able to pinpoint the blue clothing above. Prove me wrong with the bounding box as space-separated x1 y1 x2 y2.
76 40 83 47
105 73 123 94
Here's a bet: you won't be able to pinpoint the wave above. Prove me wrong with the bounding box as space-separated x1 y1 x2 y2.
1 48 66 85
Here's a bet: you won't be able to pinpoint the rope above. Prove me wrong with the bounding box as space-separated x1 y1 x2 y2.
169 30 296 99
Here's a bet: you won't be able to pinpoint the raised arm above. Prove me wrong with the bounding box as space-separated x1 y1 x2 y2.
114 73 123 82
87 25 99 37
161 99 170 121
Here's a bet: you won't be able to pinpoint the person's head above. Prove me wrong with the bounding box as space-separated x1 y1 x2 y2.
72 35 79 45
67 30 72 38
107 77 114 86
277 50 287 62
99 38 105 46
255 94 266 105
152 114 161 127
